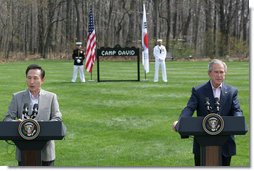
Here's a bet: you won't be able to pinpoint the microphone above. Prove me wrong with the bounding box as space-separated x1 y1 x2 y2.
214 97 220 113
22 103 29 119
205 97 211 113
31 104 38 119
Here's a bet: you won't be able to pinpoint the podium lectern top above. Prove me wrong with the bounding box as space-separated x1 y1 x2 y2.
177 116 247 137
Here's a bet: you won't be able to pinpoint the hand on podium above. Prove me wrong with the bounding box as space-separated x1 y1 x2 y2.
11 119 22 122
172 120 178 132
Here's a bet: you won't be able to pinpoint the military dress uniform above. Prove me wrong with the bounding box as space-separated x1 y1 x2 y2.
153 39 167 82
71 42 86 82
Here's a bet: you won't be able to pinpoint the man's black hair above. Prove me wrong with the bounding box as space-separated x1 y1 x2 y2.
25 64 45 79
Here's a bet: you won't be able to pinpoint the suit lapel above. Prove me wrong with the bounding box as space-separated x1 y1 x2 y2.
205 82 214 99
201 82 214 115
22 90 31 104
219 84 227 115
205 81 215 106
20 90 31 119
38 89 45 115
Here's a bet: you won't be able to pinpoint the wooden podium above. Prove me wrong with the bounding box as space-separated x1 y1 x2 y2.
177 116 247 166
0 121 66 166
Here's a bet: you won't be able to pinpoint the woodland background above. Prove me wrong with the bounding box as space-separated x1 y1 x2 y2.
0 0 249 60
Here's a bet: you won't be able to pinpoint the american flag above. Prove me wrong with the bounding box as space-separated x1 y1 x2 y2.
85 8 96 73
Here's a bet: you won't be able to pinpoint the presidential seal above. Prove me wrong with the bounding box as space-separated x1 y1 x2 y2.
202 113 224 135
18 119 40 140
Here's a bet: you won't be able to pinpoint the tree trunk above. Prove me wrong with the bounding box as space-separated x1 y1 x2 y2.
37 0 44 57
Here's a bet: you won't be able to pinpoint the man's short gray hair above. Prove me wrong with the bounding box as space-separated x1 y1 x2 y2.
208 59 227 73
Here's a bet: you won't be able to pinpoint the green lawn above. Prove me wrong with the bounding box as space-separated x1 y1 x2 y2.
0 60 250 166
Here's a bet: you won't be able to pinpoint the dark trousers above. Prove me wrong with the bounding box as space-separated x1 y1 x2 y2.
18 160 54 166
194 154 231 166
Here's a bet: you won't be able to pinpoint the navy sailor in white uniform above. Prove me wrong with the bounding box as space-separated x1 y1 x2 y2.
153 39 167 82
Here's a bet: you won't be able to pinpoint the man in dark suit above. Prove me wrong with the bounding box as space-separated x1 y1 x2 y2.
172 59 243 166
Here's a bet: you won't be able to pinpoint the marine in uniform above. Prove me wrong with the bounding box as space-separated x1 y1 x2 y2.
153 39 168 82
71 42 86 82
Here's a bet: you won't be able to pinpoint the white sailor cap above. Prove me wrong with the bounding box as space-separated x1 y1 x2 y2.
76 42 82 45
157 39 163 42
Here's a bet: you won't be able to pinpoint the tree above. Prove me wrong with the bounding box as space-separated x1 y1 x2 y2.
0 0 249 59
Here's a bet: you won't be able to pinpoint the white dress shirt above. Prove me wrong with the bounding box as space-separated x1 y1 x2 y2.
29 91 39 106
210 81 222 99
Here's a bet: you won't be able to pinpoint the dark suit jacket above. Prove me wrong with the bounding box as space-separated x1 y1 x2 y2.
179 81 242 157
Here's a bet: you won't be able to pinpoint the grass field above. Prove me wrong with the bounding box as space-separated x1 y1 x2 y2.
0 59 250 167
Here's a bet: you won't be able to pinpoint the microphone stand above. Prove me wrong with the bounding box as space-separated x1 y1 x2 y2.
22 104 29 119
214 98 220 114
205 98 211 114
